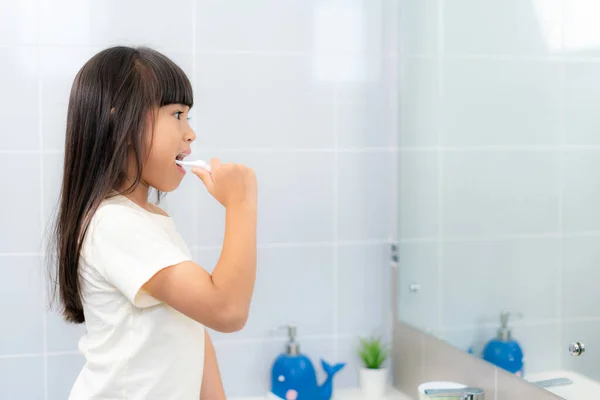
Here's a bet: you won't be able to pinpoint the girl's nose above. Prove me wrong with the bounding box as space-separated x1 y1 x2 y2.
185 129 196 143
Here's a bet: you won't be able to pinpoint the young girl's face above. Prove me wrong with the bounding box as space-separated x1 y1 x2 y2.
140 104 196 192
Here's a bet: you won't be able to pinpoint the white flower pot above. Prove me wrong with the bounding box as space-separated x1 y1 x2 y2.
359 367 387 398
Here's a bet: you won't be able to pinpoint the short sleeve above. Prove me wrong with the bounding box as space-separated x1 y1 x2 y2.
83 205 192 307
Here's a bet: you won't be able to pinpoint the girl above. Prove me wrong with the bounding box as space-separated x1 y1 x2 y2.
50 46 258 399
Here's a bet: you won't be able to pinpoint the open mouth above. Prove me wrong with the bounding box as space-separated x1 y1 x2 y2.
175 152 190 172
176 151 190 162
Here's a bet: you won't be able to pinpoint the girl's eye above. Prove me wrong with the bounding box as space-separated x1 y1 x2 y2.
173 111 183 120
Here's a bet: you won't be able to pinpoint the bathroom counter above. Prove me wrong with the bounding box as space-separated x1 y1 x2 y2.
526 369 600 398
331 388 412 399
230 387 414 400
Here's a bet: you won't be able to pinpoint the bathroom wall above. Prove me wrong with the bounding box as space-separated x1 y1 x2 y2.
397 0 600 380
0 1 397 398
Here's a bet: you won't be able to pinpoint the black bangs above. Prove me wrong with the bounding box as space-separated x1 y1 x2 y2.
138 47 194 108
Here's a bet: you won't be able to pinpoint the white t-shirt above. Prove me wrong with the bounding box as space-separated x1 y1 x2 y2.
69 194 205 400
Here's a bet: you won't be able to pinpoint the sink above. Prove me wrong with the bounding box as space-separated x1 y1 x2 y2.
526 369 600 398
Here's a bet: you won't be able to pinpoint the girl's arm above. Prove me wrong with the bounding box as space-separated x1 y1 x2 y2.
143 161 257 333
201 330 226 400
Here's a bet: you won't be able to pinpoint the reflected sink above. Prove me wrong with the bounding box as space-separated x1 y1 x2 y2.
526 370 600 398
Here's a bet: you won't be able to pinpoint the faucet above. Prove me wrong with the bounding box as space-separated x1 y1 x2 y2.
424 386 485 400
531 377 573 388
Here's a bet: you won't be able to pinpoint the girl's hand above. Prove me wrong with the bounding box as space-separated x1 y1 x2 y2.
192 158 257 208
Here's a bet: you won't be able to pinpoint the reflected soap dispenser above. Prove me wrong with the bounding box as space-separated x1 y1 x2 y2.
270 325 345 400
482 310 524 377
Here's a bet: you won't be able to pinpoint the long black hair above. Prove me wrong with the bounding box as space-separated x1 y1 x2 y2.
49 46 193 323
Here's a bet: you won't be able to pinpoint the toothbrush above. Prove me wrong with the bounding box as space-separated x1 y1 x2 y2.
175 159 211 173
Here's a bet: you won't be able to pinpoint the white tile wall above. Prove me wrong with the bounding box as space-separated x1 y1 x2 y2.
39 47 94 151
0 155 42 253
398 0 600 383
38 0 90 46
564 63 600 145
441 238 560 327
396 242 439 332
0 0 396 398
398 58 439 147
563 320 600 381
337 151 394 242
442 151 559 236
0 0 38 46
0 256 44 355
443 59 562 146
0 357 44 400
398 151 438 238
0 48 39 151
443 0 563 56
563 150 600 232
563 236 600 319
195 0 314 53
563 0 600 57
46 354 85 400
90 0 195 52
195 55 335 150
399 0 438 56
337 244 386 335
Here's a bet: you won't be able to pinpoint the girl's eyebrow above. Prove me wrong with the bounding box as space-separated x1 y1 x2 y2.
168 104 190 111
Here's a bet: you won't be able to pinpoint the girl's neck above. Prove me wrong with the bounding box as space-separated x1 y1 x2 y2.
120 182 151 211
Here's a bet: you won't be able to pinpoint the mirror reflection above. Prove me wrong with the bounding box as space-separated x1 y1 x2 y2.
397 0 600 398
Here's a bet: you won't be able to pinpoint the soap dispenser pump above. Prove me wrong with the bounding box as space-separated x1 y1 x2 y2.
482 310 524 377
270 325 345 400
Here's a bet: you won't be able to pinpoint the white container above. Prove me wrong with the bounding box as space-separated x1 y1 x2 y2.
417 381 467 400
359 367 388 397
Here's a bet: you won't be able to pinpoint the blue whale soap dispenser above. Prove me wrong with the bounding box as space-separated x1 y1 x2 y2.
482 310 524 377
270 325 345 400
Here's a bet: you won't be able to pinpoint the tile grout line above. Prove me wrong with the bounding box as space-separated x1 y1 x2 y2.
404 53 600 62
436 0 445 335
11 145 600 155
0 350 79 360
557 0 567 370
13 228 600 258
332 82 340 359
3 43 600 63
388 7 400 352
38 43 49 400
1 239 392 258
439 317 592 333
191 0 200 252
1 147 397 154
0 252 46 257
191 239 390 251
398 145 600 151
213 333 361 346
0 333 368 359
0 353 46 360
398 230 600 243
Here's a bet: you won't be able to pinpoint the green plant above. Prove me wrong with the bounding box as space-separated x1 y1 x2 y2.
358 336 389 369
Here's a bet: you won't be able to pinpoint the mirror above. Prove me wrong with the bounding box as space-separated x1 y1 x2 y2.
396 0 600 397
